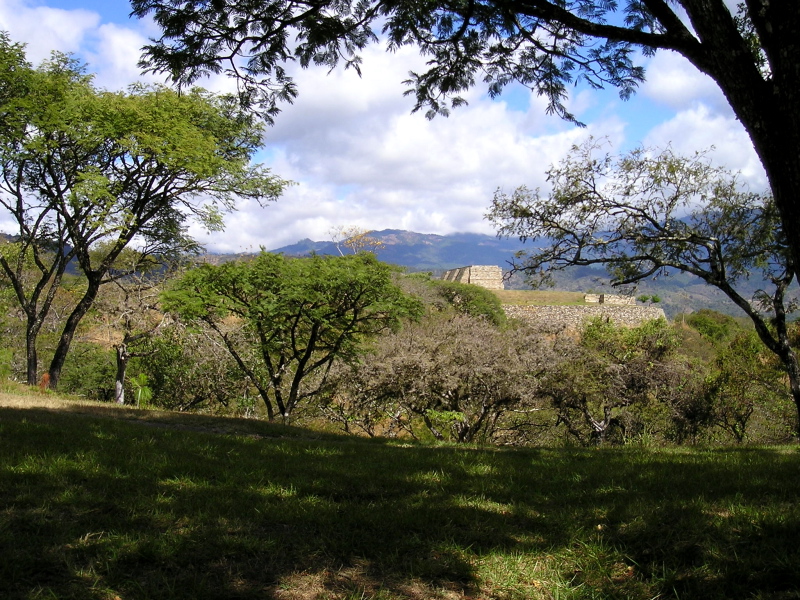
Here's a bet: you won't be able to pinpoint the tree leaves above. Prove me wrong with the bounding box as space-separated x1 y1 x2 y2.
163 253 423 419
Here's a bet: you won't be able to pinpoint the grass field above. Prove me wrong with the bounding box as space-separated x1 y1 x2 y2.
2 392 800 599
492 290 587 306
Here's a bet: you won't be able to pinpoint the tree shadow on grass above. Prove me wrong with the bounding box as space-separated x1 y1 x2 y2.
1 408 800 599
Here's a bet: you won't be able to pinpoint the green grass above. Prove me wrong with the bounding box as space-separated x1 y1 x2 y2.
493 290 588 306
2 396 800 599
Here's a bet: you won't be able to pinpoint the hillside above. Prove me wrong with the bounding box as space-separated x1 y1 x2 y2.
2 391 799 600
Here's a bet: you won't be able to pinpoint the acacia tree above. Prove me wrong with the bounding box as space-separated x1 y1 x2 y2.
541 317 701 445
0 35 287 387
162 252 422 420
130 0 800 277
707 330 790 443
487 140 800 436
89 249 186 404
326 314 554 443
329 226 386 256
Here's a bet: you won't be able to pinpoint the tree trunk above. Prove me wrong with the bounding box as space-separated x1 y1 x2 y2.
682 6 800 437
115 343 129 404
780 350 800 439
25 321 38 386
48 278 102 389
680 0 800 279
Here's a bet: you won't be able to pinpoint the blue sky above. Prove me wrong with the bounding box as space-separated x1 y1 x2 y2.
0 0 765 252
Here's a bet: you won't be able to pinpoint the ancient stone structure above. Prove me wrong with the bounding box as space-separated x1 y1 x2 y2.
584 293 636 305
441 265 504 290
503 304 666 330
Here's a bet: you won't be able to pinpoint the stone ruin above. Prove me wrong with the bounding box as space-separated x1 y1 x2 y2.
503 304 666 330
584 293 636 306
505 292 661 330
441 265 504 290
438 269 665 328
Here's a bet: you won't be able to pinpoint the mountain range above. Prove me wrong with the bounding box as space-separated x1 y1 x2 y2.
265 229 787 319
270 229 526 272
0 228 786 319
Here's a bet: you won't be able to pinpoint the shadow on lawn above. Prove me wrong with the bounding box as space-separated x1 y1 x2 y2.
1 407 800 599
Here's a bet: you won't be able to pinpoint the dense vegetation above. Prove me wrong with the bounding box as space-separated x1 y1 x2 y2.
1 240 795 446
0 34 287 389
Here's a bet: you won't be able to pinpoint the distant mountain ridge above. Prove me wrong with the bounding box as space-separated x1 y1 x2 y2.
269 229 527 272
262 229 794 319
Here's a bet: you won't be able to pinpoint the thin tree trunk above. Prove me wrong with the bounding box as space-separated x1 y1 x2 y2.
48 278 102 388
115 343 129 404
25 320 39 386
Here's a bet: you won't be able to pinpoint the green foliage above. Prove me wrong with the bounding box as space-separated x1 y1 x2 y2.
0 34 289 386
542 318 702 446
429 279 506 326
135 324 250 412
129 373 153 407
686 309 740 343
582 317 679 359
0 347 12 380
163 252 423 419
58 343 116 401
706 330 793 443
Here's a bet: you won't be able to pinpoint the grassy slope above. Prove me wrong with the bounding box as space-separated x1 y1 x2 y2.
2 393 800 600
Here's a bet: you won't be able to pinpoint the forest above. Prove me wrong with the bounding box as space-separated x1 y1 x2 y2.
1 244 795 447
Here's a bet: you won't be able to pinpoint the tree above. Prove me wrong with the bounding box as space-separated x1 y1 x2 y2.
398 272 507 326
706 330 790 443
541 317 699 445
326 313 554 443
162 252 423 420
91 249 181 404
0 35 287 387
487 140 800 436
130 1 800 277
135 321 253 412
329 225 386 256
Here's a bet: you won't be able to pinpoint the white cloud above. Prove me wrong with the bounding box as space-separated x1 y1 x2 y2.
0 0 99 62
86 23 161 90
182 38 646 253
641 50 730 115
644 105 767 190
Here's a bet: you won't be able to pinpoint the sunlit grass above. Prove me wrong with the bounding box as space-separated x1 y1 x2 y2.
2 394 800 599
493 290 587 306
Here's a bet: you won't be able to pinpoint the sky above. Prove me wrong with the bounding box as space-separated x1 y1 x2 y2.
0 0 767 253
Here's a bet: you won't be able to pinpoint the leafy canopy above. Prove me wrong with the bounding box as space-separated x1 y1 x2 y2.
131 0 663 123
0 33 288 385
162 252 423 419
488 139 800 437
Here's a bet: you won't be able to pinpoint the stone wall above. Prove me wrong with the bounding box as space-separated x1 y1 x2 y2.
503 304 667 330
584 293 636 305
441 265 504 290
